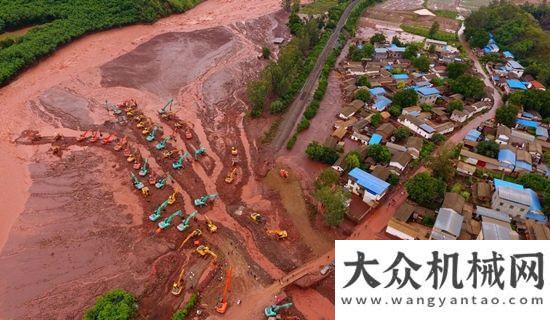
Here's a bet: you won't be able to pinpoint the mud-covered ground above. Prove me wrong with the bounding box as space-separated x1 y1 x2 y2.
0 1 339 319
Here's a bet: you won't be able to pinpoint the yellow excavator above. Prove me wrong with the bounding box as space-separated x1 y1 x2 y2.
167 192 177 205
196 245 217 260
171 267 186 296
224 168 237 184
178 229 202 250
267 230 288 240
250 213 266 224
204 215 217 233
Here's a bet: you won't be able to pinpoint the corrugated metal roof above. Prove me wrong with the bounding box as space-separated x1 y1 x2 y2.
506 79 527 90
373 96 392 111
482 221 513 240
516 119 540 128
498 149 516 165
416 86 440 96
369 133 382 145
494 179 523 190
393 74 409 80
369 87 386 96
475 206 511 223
348 168 390 196
420 123 435 133
433 208 463 237
497 187 531 206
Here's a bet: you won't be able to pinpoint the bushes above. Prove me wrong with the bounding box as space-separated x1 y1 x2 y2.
172 292 199 320
269 100 285 114
297 117 310 132
305 141 339 164
354 88 370 102
286 134 298 150
83 289 137 320
0 1 204 86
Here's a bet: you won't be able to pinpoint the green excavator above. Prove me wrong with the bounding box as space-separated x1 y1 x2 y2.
177 211 197 232
146 127 159 142
155 136 171 150
155 174 172 189
158 210 183 230
130 173 144 190
138 158 149 177
264 302 293 317
105 100 122 115
194 146 206 160
194 194 218 207
148 200 170 221
158 98 173 115
172 151 192 170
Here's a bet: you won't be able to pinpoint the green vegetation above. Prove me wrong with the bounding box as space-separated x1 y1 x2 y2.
412 55 430 72
447 62 468 79
476 140 499 159
508 89 550 119
405 172 445 209
83 289 137 320
392 88 418 108
464 2 550 85
172 292 199 320
400 24 457 43
429 148 455 183
449 75 485 100
348 43 374 61
370 112 382 127
0 0 203 86
514 173 550 216
393 127 410 142
387 173 399 186
434 9 458 20
344 151 361 170
301 0 339 15
355 88 370 102
262 46 271 59
306 141 339 164
367 144 391 164
370 32 386 44
356 75 370 87
495 105 518 127
447 100 463 113
315 169 350 227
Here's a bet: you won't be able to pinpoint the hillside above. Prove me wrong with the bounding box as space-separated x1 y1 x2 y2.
0 0 202 86
464 2 550 85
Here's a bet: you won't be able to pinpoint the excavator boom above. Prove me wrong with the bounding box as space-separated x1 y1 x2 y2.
215 268 232 314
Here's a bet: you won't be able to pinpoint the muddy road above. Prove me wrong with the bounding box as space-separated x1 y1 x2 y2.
0 0 336 319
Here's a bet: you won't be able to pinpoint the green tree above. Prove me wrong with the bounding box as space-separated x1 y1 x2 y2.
172 292 199 320
316 186 349 227
429 148 455 183
262 46 271 59
297 117 310 132
447 62 468 79
468 29 490 48
355 88 371 102
392 89 418 108
367 144 391 164
370 33 386 44
388 105 402 117
405 172 445 209
476 140 500 158
387 173 400 186
432 133 446 144
344 151 361 170
495 105 519 126
356 75 370 87
269 100 285 114
428 21 440 38
84 289 137 320
403 43 419 60
412 55 430 72
394 127 411 142
288 12 302 34
447 100 464 113
370 112 382 127
305 141 339 164
315 168 340 189
420 103 432 112
247 80 268 117
391 35 402 46
450 75 485 100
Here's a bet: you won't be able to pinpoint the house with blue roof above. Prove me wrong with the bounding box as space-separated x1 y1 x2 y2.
374 47 388 59
536 127 548 141
387 44 406 58
372 95 392 111
504 79 527 94
516 118 540 129
505 60 524 77
464 129 481 142
483 36 499 54
369 87 386 96
415 86 440 105
498 148 516 172
369 133 382 145
492 179 546 221
346 168 390 204
393 73 409 81
515 149 533 173
503 51 514 60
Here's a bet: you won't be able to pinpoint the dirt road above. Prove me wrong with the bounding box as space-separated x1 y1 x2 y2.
271 0 360 151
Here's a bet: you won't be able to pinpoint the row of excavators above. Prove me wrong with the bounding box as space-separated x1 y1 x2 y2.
105 99 295 318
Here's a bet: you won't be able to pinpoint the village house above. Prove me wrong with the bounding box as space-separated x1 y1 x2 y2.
505 60 525 78
457 161 476 176
338 100 364 120
386 142 407 153
441 192 466 215
473 181 492 203
371 166 390 181
525 220 550 240
424 38 447 53
495 125 511 144
345 168 390 204
498 147 516 172
491 179 545 221
415 86 440 105
459 148 501 171
477 216 518 240
430 208 464 240
450 109 468 123
385 202 431 240
402 105 421 116
503 79 529 94
515 149 533 172
376 123 396 140
350 131 369 145
405 136 422 159
389 151 412 174
398 114 436 139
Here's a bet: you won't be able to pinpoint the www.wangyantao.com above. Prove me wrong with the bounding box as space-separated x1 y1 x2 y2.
340 296 544 308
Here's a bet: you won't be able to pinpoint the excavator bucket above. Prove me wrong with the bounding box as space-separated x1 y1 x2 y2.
77 130 91 142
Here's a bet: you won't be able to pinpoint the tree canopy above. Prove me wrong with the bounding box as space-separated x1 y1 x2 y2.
476 140 500 159
306 141 339 164
495 105 519 126
447 100 464 113
367 144 391 164
447 62 468 79
450 75 485 100
405 172 445 209
392 88 418 108
84 289 137 320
